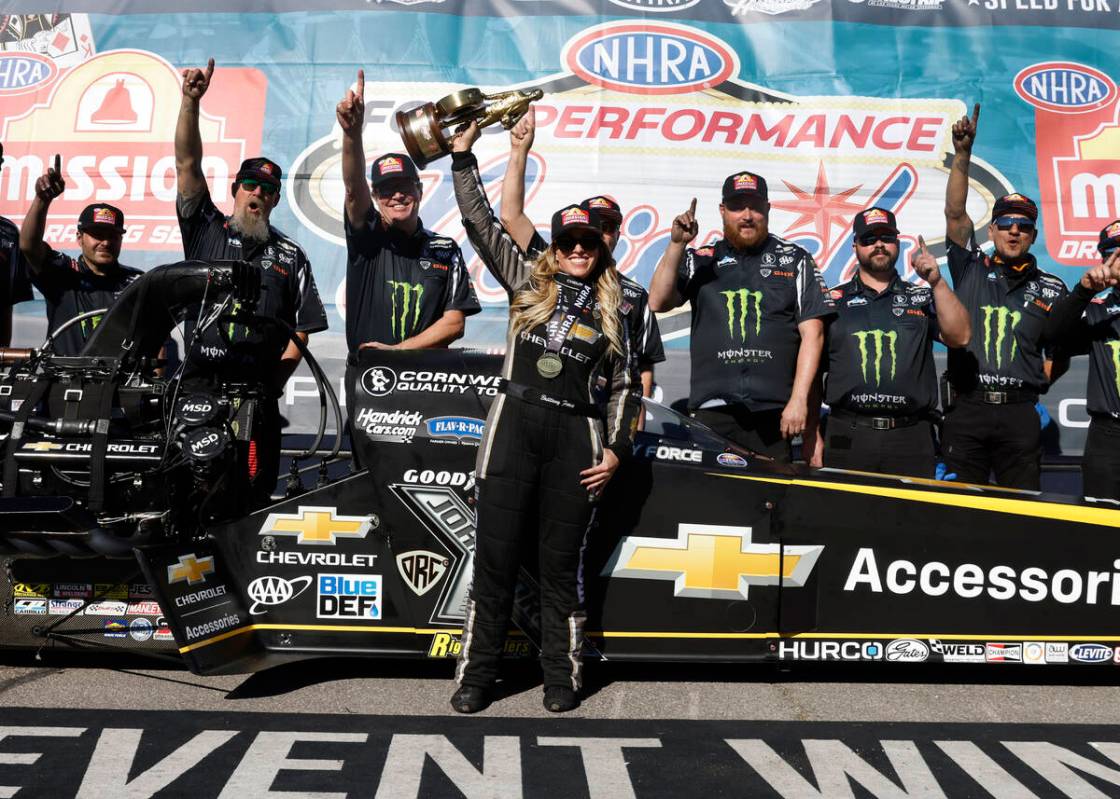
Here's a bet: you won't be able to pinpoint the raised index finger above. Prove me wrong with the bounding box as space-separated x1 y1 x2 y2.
53 153 61 174
971 102 980 127
918 234 930 254
356 69 365 97
204 58 215 80
688 197 697 216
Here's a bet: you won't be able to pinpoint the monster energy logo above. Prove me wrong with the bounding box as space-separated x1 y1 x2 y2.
981 305 1021 368
852 329 897 385
1108 341 1120 396
721 288 763 342
388 281 424 340
79 314 104 339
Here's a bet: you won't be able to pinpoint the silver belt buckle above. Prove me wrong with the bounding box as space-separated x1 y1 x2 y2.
984 391 1005 404
872 417 892 430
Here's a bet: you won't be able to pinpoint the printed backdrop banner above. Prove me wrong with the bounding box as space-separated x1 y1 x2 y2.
0 7 1116 453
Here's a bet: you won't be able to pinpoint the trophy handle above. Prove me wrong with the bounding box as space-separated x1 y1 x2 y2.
436 88 486 122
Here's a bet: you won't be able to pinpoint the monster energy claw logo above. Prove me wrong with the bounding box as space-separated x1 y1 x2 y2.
981 305 1021 368
388 281 424 340
79 314 104 339
721 288 763 342
852 329 897 385
1107 341 1120 396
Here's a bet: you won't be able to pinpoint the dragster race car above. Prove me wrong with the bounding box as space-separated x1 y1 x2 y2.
1 261 1119 672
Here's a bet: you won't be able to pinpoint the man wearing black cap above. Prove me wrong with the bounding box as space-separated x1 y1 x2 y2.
810 207 971 477
19 157 142 356
1043 222 1120 499
649 171 835 461
336 70 479 363
177 59 328 503
941 103 1069 489
497 106 664 398
0 143 33 346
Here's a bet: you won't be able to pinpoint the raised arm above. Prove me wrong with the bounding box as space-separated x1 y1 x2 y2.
337 69 372 228
19 155 64 273
499 106 538 252
176 58 213 200
648 198 696 312
945 103 979 250
913 235 970 347
450 122 534 294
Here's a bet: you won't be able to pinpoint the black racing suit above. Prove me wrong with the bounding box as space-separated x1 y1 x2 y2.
452 151 642 690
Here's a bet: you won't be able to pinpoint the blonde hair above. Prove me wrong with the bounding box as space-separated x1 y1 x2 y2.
509 247 624 359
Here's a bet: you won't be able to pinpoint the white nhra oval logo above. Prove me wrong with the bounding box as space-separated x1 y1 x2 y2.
247 575 313 615
563 22 738 95
0 53 57 94
1014 62 1117 115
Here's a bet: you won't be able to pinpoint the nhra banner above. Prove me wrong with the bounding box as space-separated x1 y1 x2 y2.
0 7 1116 452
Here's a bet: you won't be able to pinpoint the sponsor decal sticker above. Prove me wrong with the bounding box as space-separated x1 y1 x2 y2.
428 631 532 658
603 523 823 600
129 618 153 642
53 583 92 599
1047 642 1070 664
48 599 85 616
246 575 313 616
1023 641 1046 664
84 600 128 616
126 600 161 616
884 639 929 663
13 583 49 598
561 207 590 226
985 643 1023 663
778 640 882 661
424 416 484 442
316 573 382 620
103 619 127 639
167 553 215 586
716 452 748 468
13 599 47 615
1070 642 1112 663
258 506 372 546
929 639 985 664
396 550 450 597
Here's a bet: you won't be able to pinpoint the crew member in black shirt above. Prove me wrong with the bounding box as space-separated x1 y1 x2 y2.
1046 222 1120 500
336 71 479 352
942 103 1069 489
649 172 835 461
177 59 328 502
19 158 141 356
0 142 33 346
498 106 664 397
810 208 970 477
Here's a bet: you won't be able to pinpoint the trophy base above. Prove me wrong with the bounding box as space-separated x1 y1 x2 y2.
395 103 449 168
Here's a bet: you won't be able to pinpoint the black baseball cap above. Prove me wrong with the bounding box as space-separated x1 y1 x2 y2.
370 152 420 187
992 193 1038 222
551 204 602 241
722 171 768 202
580 196 622 222
1099 220 1120 255
77 203 125 233
853 207 899 238
235 157 282 187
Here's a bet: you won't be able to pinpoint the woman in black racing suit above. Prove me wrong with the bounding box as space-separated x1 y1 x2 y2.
449 123 642 713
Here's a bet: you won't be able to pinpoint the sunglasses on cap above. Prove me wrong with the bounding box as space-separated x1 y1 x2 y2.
555 233 601 252
993 216 1035 232
857 232 898 247
237 179 279 196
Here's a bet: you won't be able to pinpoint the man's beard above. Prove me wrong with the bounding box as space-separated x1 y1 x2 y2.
724 218 767 250
229 210 270 246
858 249 898 275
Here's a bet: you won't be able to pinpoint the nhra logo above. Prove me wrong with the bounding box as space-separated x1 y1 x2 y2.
607 0 702 10
396 550 450 596
0 53 57 93
562 22 738 95
1015 62 1117 114
246 575 313 615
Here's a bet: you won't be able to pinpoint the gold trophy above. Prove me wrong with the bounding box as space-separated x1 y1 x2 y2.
396 87 544 167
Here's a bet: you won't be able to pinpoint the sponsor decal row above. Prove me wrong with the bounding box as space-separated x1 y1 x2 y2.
353 406 486 446
14 581 154 600
12 598 162 617
245 573 384 620
778 638 1120 664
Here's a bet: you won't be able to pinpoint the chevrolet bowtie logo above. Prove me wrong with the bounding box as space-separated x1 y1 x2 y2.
167 553 215 586
258 506 372 545
23 441 62 452
603 523 824 600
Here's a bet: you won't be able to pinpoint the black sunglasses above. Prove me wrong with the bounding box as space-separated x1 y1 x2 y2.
599 219 620 235
555 233 601 252
237 179 279 197
857 233 898 246
724 195 764 213
993 216 1035 232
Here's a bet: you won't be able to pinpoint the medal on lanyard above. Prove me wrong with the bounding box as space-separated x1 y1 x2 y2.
536 281 593 379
